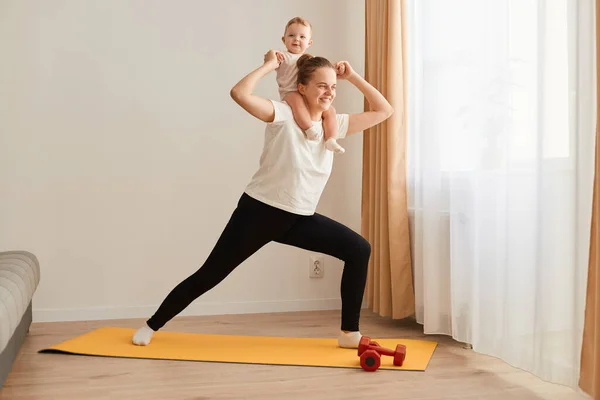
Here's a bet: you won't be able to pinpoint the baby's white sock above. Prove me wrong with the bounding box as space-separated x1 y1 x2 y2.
338 330 362 348
325 138 345 154
305 124 322 140
132 323 155 346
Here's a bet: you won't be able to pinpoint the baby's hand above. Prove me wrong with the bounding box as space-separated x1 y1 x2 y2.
275 51 285 64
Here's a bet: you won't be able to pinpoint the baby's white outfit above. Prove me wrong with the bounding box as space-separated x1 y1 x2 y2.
276 51 302 100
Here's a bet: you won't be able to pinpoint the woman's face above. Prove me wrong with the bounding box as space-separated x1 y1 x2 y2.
299 67 337 113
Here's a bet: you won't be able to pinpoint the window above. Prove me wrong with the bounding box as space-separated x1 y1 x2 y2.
407 0 575 174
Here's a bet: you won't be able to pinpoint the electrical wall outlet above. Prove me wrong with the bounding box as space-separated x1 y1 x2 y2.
309 255 324 278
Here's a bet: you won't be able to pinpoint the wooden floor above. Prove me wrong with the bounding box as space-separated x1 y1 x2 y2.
0 310 589 400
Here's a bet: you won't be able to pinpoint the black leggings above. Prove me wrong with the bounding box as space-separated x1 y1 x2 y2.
146 193 371 332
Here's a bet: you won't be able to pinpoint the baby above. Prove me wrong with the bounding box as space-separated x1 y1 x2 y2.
274 17 345 154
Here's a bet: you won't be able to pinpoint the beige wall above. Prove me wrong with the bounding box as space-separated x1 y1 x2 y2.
0 0 366 322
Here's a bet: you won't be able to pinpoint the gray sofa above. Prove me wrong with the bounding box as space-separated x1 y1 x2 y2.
0 251 40 389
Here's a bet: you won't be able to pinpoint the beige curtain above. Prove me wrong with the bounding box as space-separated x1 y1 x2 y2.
579 2 600 397
362 0 415 319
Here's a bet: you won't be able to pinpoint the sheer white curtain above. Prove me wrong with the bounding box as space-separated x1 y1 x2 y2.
406 0 596 388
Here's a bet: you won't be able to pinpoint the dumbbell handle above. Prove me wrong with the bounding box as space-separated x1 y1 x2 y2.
366 344 396 357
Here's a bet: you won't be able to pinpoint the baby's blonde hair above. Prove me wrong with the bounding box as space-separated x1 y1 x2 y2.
284 16 312 34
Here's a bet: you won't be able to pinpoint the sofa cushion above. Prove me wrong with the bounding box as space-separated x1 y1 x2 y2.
0 251 40 354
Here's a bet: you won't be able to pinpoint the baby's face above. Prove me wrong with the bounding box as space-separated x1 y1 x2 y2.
282 23 312 54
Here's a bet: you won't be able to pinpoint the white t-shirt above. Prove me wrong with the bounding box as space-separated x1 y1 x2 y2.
244 100 349 216
276 51 302 100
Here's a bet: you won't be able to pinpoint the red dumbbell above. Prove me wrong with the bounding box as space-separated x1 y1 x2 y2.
357 336 407 371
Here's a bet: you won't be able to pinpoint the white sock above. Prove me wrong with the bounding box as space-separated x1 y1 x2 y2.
325 138 345 154
305 124 322 140
132 323 155 346
338 330 362 348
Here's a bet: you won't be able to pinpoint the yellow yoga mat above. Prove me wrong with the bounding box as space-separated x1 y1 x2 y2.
39 327 437 371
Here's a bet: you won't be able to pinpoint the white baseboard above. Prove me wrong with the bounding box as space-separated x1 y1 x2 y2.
32 298 349 323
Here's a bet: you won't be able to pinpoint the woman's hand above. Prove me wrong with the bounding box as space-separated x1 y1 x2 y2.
335 61 355 80
263 50 281 70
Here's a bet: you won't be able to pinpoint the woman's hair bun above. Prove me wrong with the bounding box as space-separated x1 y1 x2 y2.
296 53 313 69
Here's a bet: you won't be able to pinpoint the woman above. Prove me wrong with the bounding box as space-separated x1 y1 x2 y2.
132 50 394 348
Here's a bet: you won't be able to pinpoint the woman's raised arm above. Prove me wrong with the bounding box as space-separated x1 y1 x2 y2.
230 50 281 123
335 61 394 135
